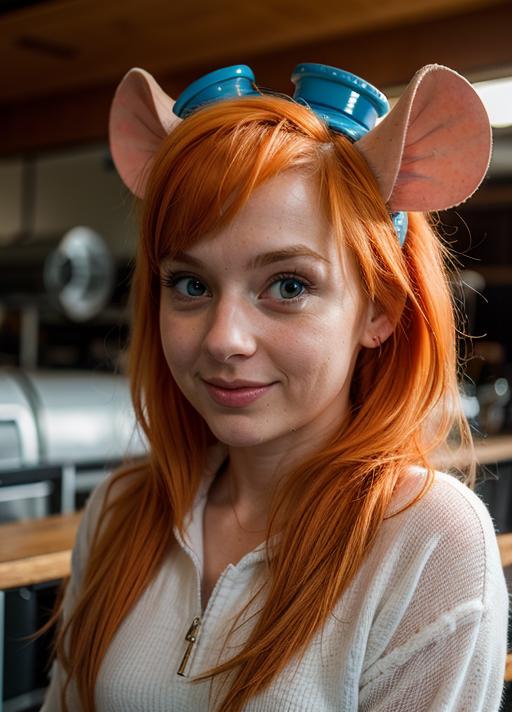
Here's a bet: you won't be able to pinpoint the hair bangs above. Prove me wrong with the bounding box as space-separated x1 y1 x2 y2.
140 96 335 269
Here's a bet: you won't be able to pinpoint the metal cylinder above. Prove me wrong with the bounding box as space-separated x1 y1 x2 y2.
0 227 115 321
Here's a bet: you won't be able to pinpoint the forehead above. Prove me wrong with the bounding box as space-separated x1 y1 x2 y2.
175 170 349 269
229 170 327 238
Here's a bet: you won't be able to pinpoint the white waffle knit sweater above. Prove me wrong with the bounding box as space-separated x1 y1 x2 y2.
41 445 509 711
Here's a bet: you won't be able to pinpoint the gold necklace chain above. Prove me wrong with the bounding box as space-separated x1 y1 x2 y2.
224 461 267 535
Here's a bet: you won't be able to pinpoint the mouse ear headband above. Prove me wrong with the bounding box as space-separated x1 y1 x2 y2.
109 63 491 245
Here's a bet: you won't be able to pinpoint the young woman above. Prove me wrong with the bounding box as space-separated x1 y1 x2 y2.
40 62 509 711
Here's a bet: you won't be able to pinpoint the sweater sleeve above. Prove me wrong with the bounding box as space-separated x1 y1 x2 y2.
40 475 113 712
358 474 510 712
358 599 507 711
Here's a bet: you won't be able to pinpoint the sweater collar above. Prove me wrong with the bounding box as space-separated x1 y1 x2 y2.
173 442 430 571
173 443 271 574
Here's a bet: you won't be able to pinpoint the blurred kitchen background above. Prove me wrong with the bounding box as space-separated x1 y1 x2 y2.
1 0 512 710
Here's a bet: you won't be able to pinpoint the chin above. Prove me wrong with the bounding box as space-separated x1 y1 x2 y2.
205 418 276 448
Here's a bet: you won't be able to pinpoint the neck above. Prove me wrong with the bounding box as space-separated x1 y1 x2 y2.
209 409 344 526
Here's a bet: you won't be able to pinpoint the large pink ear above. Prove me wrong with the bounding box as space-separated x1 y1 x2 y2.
109 68 181 198
356 65 492 211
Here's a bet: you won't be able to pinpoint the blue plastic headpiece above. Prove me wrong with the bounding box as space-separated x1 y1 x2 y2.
291 63 389 141
172 63 407 245
173 65 258 118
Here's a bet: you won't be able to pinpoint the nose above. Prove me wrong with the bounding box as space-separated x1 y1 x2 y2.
203 295 257 362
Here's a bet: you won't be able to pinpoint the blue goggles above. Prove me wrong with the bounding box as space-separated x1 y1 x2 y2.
173 63 407 246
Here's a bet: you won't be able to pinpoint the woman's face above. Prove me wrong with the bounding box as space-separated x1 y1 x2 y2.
159 170 379 451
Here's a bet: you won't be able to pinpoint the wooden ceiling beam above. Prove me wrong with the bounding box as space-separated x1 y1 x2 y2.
246 1 512 90
1 2 511 157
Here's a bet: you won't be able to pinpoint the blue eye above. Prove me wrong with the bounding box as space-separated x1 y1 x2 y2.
176 277 207 297
161 271 209 298
269 276 306 300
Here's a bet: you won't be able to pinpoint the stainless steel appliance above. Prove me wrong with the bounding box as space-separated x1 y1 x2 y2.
0 368 146 521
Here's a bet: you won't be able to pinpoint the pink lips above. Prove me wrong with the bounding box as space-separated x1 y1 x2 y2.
202 379 274 408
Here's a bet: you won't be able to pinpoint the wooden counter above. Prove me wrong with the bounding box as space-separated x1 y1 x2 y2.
434 434 512 470
474 435 512 465
0 511 81 589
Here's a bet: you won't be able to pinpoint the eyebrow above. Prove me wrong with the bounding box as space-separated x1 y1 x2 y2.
171 245 329 269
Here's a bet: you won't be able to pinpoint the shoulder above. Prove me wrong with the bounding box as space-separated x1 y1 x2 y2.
379 467 504 609
386 466 498 544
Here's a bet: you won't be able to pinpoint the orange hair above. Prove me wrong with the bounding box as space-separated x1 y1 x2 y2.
37 95 474 711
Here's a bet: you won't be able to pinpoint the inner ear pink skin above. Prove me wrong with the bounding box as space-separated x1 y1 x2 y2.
109 67 182 198
355 64 492 212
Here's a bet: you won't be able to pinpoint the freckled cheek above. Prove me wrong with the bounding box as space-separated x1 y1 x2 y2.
159 315 202 373
277 333 340 378
275 317 352 396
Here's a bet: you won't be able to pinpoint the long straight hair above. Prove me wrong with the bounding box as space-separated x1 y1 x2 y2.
38 95 474 711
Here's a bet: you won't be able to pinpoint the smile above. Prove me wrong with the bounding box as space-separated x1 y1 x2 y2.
202 380 275 408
